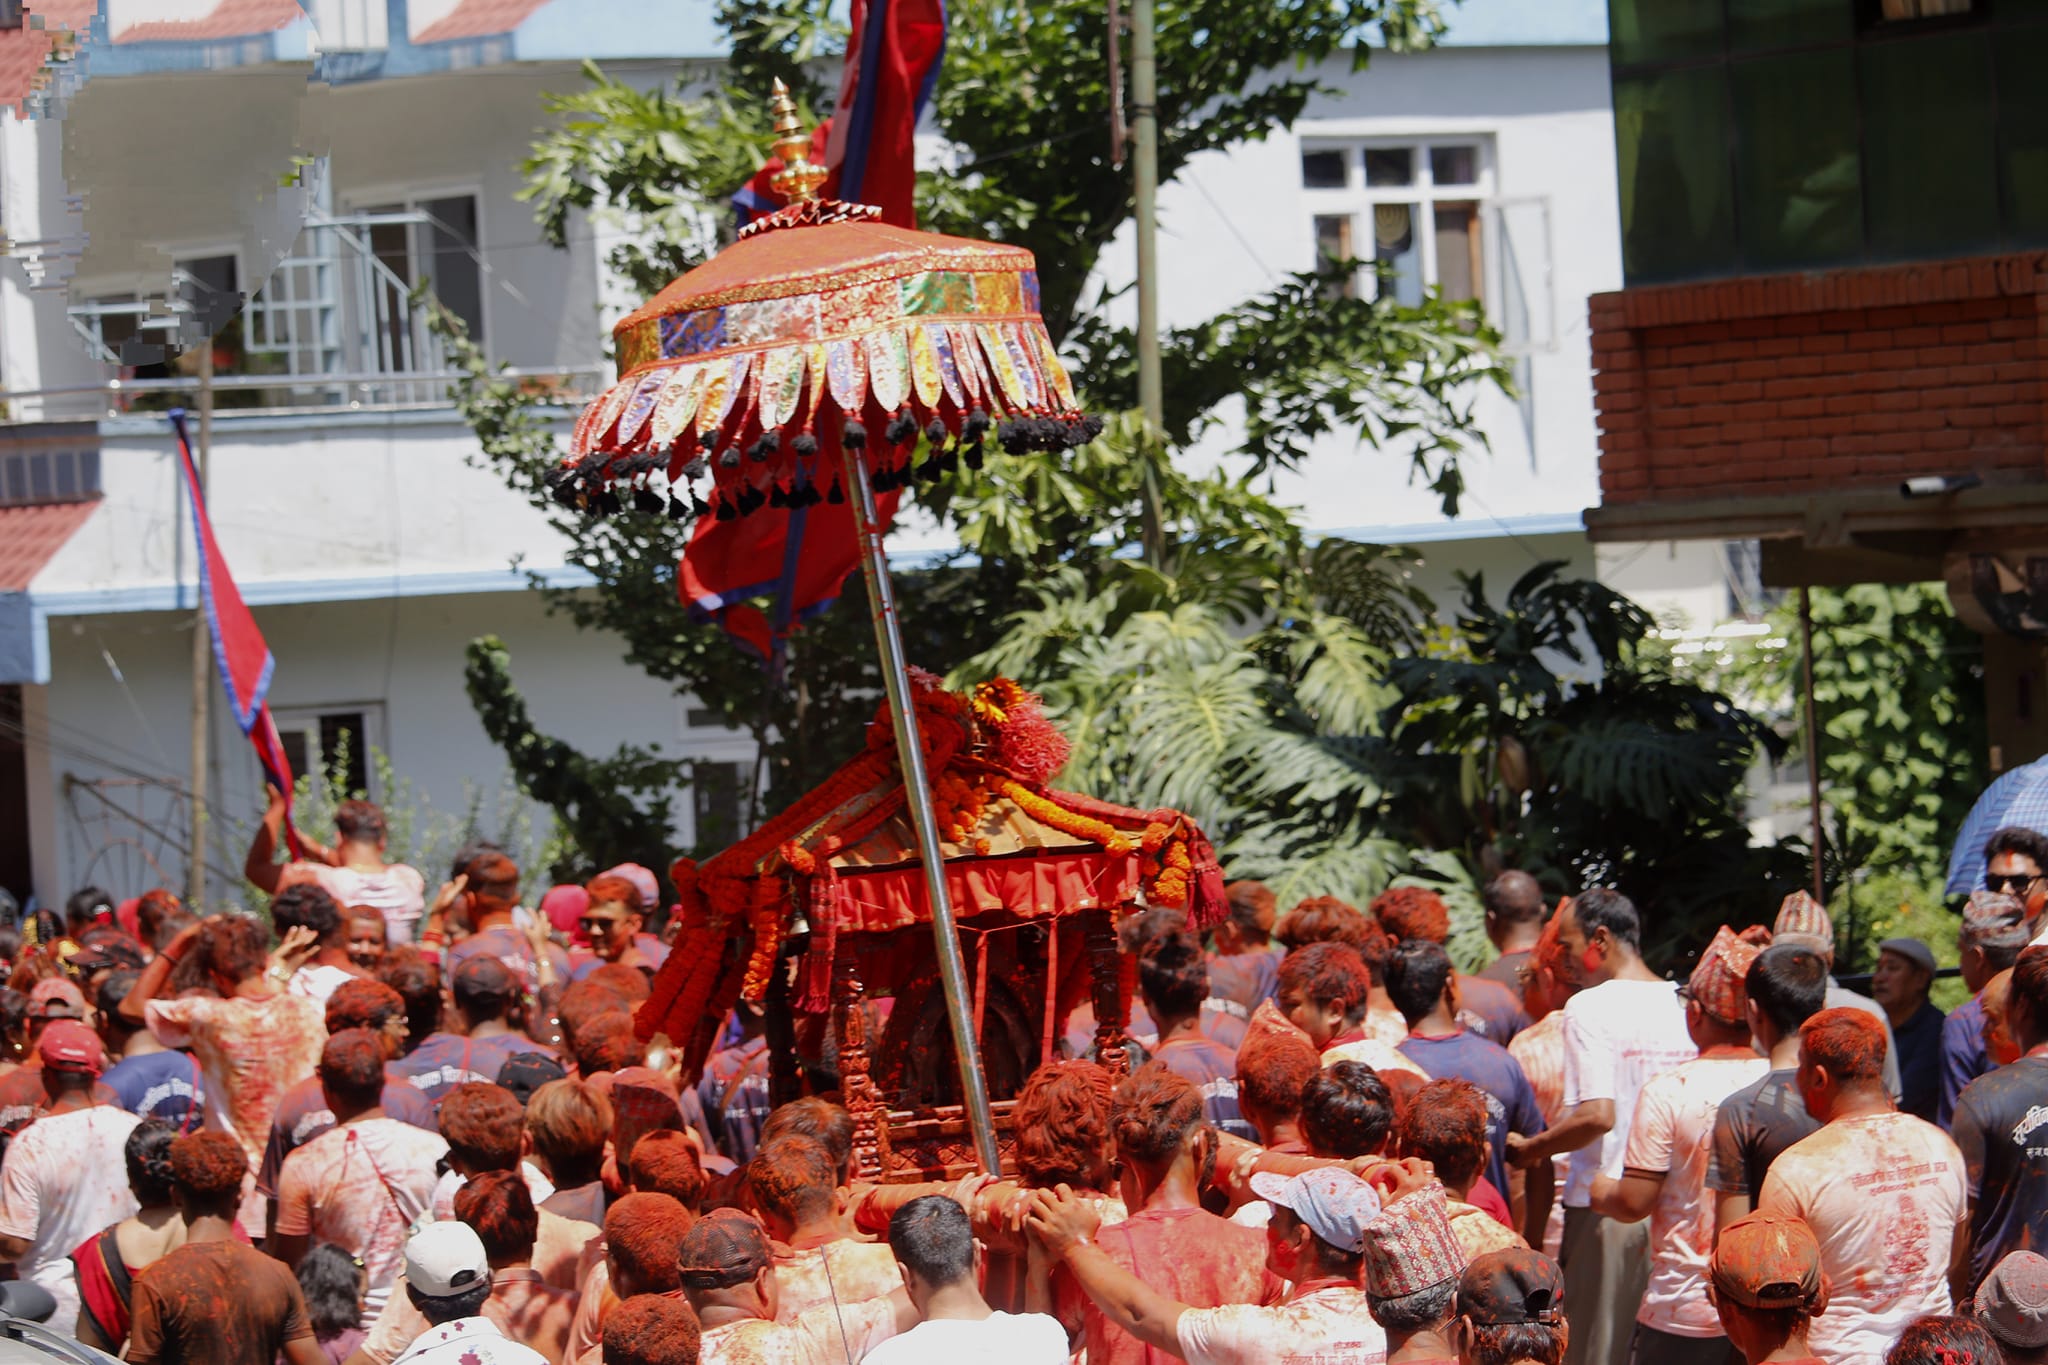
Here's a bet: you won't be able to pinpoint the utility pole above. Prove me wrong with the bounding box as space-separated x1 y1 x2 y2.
185 340 213 910
1130 0 1166 566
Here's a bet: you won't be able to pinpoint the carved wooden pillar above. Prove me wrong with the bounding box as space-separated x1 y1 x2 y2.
834 947 885 1179
1085 907 1129 1075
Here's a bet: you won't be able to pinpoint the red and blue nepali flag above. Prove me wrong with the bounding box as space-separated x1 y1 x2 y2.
168 410 303 856
700 0 947 670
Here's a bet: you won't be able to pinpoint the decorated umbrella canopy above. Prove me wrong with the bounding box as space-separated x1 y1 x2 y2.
643 674 1226 1177
561 86 1099 1171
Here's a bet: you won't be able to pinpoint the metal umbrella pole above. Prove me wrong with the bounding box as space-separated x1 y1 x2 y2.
840 439 1003 1174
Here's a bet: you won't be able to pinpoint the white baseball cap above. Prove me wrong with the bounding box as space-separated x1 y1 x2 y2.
402 1221 491 1299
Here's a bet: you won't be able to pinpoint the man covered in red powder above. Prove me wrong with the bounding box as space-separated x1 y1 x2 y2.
1045 1064 1277 1365
1507 907 1576 1256
750 1133 903 1321
1757 1007 1968 1365
1026 1161 1400 1365
128 1132 326 1365
1591 925 1769 1365
1232 1027 1320 1156
119 913 327 1234
681 1207 915 1365
1398 1079 1528 1263
1276 942 1423 1079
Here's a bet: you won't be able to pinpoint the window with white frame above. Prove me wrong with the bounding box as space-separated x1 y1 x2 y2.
1300 139 1492 306
356 193 485 348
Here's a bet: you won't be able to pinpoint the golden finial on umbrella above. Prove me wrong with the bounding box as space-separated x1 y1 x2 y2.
768 78 829 205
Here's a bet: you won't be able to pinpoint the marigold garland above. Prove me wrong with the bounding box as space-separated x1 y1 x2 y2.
997 779 1134 855
742 892 785 998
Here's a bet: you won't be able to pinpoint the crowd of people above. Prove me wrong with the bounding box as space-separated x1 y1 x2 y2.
0 788 2044 1365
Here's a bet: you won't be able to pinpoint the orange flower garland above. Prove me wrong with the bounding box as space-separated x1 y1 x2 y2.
996 779 1135 855
741 883 785 998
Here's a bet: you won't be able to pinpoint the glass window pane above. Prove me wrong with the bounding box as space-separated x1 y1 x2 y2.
1610 0 1723 65
423 194 484 344
1371 204 1423 306
1727 0 1851 53
1998 32 2048 239
1314 214 1356 299
1434 202 1481 302
1430 146 1478 186
1365 148 1413 187
1613 67 1737 282
1862 33 1996 257
1300 150 1347 189
1730 51 1861 270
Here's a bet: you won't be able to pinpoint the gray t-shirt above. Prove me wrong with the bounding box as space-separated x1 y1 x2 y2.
1705 1067 1818 1206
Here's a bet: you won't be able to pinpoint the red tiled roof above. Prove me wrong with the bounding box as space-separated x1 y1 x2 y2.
0 0 94 115
411 0 552 43
114 0 305 45
0 500 97 592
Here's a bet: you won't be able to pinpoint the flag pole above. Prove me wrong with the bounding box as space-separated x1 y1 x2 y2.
185 341 214 909
841 436 1002 1174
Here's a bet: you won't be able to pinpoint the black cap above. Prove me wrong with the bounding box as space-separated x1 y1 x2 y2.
497 1051 567 1106
1458 1249 1566 1326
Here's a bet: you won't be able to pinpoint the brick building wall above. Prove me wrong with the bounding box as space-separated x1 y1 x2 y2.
1591 254 2048 506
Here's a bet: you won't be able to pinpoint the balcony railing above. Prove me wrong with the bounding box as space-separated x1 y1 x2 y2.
51 209 606 419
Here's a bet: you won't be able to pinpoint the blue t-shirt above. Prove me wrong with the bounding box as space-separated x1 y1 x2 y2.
1396 1028 1545 1198
1151 1036 1257 1142
1938 993 1991 1129
389 1032 548 1100
104 1049 207 1130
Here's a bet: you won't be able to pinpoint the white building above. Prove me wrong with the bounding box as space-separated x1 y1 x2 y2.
0 0 1740 911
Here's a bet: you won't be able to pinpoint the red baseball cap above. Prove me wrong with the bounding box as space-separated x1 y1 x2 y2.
37 1019 105 1074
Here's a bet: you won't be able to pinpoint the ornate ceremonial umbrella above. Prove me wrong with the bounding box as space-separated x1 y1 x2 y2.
559 86 1099 1171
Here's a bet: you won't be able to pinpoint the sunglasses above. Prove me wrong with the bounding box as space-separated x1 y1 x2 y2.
1987 872 2041 894
578 916 626 930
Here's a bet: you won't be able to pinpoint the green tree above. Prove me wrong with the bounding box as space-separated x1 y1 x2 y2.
1725 583 1986 967
446 0 1509 869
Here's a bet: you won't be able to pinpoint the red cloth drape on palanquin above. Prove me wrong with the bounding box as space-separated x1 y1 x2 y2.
634 675 1227 1081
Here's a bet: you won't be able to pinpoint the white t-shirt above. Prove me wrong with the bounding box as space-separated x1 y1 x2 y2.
1623 1051 1769 1336
1176 1285 1389 1365
275 1116 449 1325
699 1297 898 1365
1757 1111 1968 1365
863 1311 1069 1365
282 861 427 939
0 1105 142 1336
1560 977 1696 1205
289 962 358 1006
